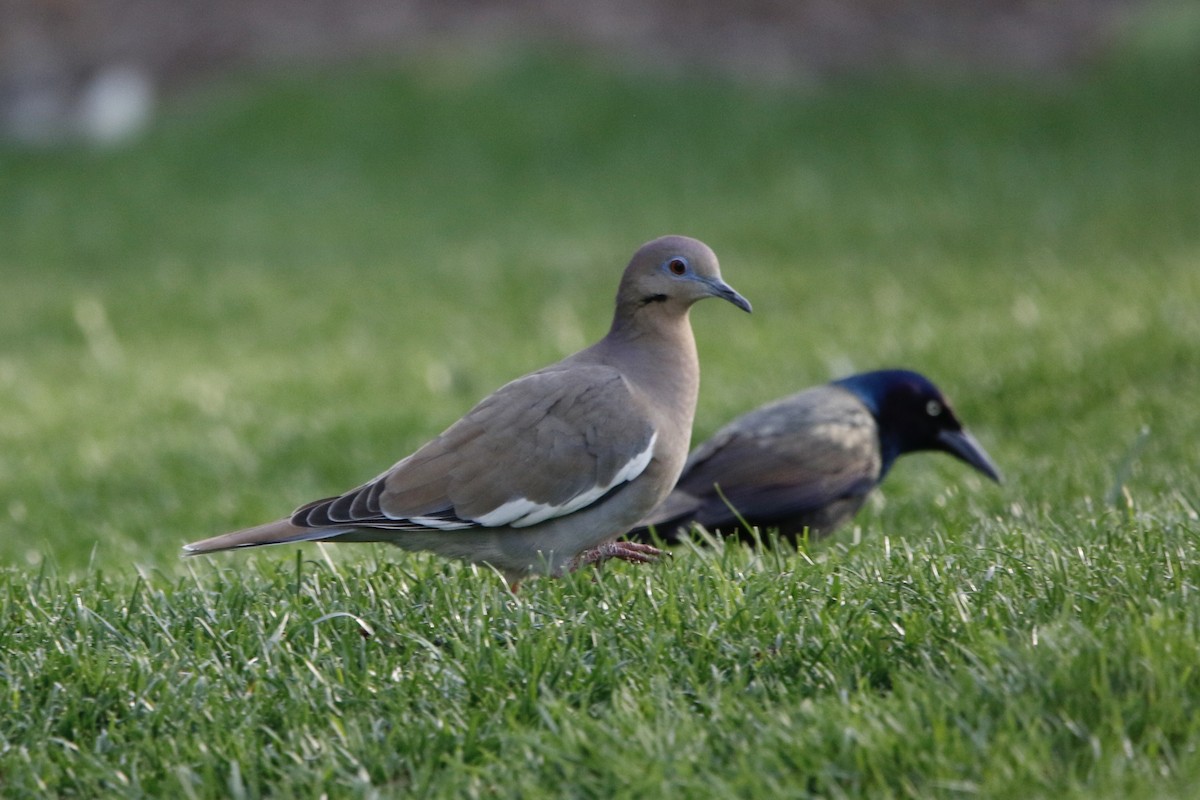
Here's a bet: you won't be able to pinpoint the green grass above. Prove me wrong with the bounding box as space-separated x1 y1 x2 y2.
2 23 1199 798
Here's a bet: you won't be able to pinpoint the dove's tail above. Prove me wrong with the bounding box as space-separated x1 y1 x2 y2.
182 519 351 555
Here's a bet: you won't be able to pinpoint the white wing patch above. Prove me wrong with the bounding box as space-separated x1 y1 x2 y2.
408 516 475 531
474 432 658 528
612 432 657 484
473 496 558 528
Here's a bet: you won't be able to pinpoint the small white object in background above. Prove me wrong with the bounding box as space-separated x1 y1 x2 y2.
77 65 155 146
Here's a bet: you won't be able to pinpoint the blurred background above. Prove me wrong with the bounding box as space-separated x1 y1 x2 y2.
0 0 1160 146
1 0 1198 571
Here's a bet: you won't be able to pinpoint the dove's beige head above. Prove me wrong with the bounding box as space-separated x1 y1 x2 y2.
615 235 752 319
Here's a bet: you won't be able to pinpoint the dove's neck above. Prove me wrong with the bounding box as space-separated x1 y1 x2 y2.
597 307 700 425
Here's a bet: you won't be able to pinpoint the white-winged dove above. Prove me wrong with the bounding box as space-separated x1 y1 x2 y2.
184 236 751 587
629 369 1001 545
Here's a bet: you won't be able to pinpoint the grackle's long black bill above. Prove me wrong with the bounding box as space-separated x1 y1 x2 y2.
936 429 1002 483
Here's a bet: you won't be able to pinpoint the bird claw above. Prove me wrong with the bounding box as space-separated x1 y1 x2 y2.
571 540 668 571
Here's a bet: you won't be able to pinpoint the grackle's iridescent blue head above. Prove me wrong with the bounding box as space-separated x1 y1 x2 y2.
833 369 1002 483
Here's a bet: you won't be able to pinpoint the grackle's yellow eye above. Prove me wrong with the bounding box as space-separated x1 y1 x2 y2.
926 400 942 417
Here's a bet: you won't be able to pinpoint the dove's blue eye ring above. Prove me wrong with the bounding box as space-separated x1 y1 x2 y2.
666 258 688 276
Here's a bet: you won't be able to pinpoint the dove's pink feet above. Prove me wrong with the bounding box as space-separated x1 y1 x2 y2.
571 540 666 572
